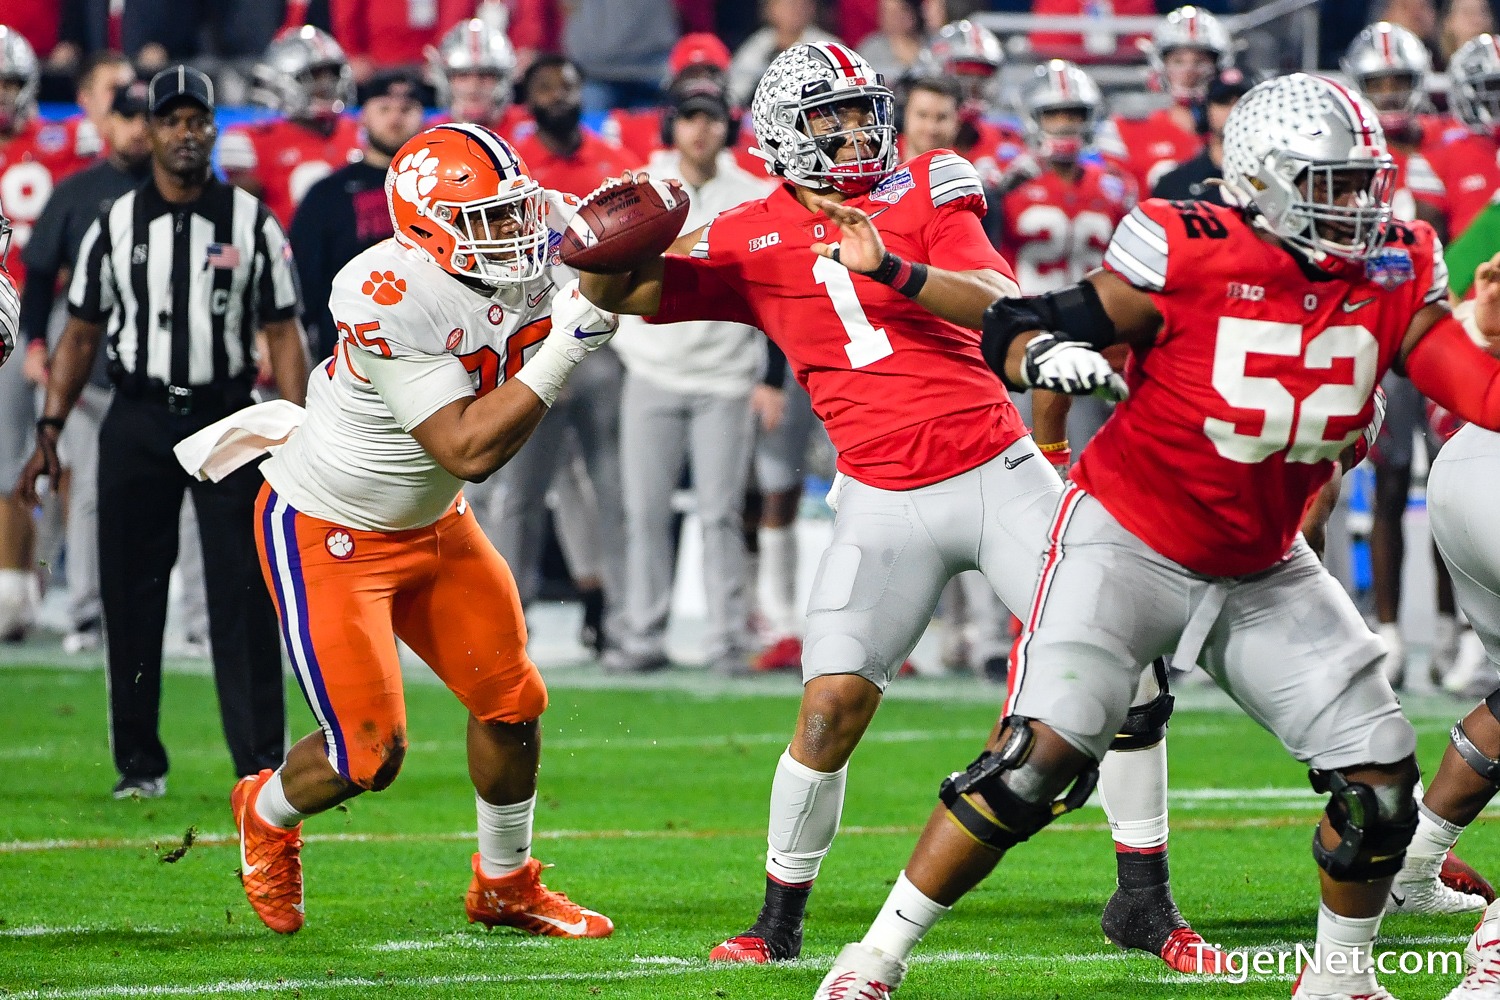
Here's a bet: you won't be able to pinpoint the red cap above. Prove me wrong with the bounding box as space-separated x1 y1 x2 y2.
669 33 732 76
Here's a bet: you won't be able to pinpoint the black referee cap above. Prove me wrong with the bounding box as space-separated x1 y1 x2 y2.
148 65 215 115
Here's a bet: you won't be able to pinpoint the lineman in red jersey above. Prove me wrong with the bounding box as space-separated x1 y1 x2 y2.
580 40 1223 976
0 27 93 290
1426 34 1500 238
221 26 361 229
816 74 1500 1000
920 20 1027 185
1097 6 1233 195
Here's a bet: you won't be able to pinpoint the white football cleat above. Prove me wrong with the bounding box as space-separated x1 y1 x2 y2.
1445 900 1500 999
815 942 907 1000
1292 968 1399 1000
1388 867 1488 916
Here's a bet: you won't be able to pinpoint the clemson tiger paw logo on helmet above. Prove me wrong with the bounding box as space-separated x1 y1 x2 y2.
362 270 407 305
393 147 440 215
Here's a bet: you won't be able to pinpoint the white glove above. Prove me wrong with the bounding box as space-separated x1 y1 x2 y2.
547 279 619 359
1020 333 1128 401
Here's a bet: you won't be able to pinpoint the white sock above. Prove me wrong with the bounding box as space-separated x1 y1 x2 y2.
861 871 951 962
477 793 535 878
254 769 308 829
1098 739 1170 850
1300 904 1382 995
1402 800 1465 880
766 749 846 885
758 526 799 635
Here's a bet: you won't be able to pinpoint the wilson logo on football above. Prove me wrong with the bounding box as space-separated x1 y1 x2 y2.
324 530 354 559
362 270 407 305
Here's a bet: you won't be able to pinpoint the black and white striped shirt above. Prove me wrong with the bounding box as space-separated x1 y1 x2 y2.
67 177 299 389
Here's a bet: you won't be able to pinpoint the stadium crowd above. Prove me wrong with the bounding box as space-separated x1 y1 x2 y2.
0 0 1499 767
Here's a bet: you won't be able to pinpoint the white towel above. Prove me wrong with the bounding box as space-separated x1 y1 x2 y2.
172 399 306 482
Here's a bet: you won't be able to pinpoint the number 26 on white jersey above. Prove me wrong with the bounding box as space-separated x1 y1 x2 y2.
1205 316 1378 464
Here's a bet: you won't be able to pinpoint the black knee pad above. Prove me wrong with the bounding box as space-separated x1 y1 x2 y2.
1110 660 1174 752
938 718 1099 853
1309 768 1418 882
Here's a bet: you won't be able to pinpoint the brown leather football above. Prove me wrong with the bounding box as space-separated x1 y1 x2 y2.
559 178 692 273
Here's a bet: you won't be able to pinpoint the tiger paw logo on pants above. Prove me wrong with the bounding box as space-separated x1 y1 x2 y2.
362 270 406 305
325 530 354 559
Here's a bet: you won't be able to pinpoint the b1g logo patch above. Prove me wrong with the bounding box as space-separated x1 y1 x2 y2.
325 529 354 559
1365 247 1413 290
869 167 913 205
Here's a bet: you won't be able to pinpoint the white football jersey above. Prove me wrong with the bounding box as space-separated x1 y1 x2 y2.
262 191 578 531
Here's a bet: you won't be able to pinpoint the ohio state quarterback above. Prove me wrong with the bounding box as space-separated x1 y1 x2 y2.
818 73 1500 1000
577 40 1221 976
231 123 616 939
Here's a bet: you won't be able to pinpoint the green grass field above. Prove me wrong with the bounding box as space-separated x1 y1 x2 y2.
0 664 1494 999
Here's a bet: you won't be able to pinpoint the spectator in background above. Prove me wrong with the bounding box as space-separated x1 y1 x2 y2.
290 70 430 362
1376 0 1441 60
495 55 632 658
1150 67 1250 206
120 0 283 71
68 51 133 159
50 0 123 73
610 78 772 675
562 0 678 112
728 0 838 108
859 0 927 82
220 26 362 229
18 80 152 656
1029 0 1155 62
899 74 962 159
1442 0 1496 66
330 0 478 83
506 0 563 73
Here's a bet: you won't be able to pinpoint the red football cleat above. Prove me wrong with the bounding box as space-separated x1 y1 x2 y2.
710 934 778 963
1159 927 1229 974
465 855 613 938
1443 849 1498 904
754 637 803 672
231 770 305 934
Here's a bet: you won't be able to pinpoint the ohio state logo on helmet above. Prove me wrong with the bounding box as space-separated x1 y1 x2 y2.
749 42 897 196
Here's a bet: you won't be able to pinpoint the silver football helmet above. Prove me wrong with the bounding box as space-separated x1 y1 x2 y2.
923 20 1003 105
1022 60 1103 164
1341 22 1431 137
749 42 896 196
1143 6 1234 105
0 210 11 265
1450 33 1500 134
428 18 517 125
251 25 355 121
1221 74 1395 264
0 25 39 134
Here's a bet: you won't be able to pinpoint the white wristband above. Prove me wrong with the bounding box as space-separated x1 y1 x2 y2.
513 337 581 407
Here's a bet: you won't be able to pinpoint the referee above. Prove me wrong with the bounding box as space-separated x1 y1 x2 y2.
17 66 311 799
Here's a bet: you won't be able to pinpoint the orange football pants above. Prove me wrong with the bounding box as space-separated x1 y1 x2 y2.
254 484 546 788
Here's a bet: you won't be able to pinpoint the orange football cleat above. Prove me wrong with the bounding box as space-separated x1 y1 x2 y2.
231 770 305 934
465 855 613 938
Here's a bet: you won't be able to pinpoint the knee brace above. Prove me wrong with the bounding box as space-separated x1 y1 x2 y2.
938 718 1099 853
1309 768 1418 881
1110 660 1174 752
1451 710 1500 785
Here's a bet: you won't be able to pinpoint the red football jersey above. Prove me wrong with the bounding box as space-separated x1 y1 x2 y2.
219 116 362 228
1422 121 1500 237
1078 199 1447 576
1098 109 1202 196
509 130 636 198
0 118 95 289
651 150 1027 490
1000 162 1132 294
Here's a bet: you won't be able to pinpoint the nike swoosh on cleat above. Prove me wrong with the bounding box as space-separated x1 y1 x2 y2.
894 909 921 926
526 911 589 935
1390 891 1405 906
238 816 255 877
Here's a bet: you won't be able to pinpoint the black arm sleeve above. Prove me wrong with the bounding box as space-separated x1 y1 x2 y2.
762 336 787 389
979 282 1118 390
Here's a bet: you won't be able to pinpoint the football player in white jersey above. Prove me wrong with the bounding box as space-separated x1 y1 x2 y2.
230 123 618 938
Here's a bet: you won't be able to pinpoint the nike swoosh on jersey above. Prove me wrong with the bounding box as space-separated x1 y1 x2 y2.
525 911 590 935
1342 297 1376 312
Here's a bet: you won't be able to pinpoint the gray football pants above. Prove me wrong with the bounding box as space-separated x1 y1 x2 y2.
617 373 755 661
1430 423 1500 671
487 348 626 641
1008 485 1415 768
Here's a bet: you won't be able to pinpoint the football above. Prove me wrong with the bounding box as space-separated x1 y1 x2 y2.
559 178 692 273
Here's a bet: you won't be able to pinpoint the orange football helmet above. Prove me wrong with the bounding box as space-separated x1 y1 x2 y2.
385 123 548 286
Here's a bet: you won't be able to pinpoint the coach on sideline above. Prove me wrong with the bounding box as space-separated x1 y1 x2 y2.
17 66 310 800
